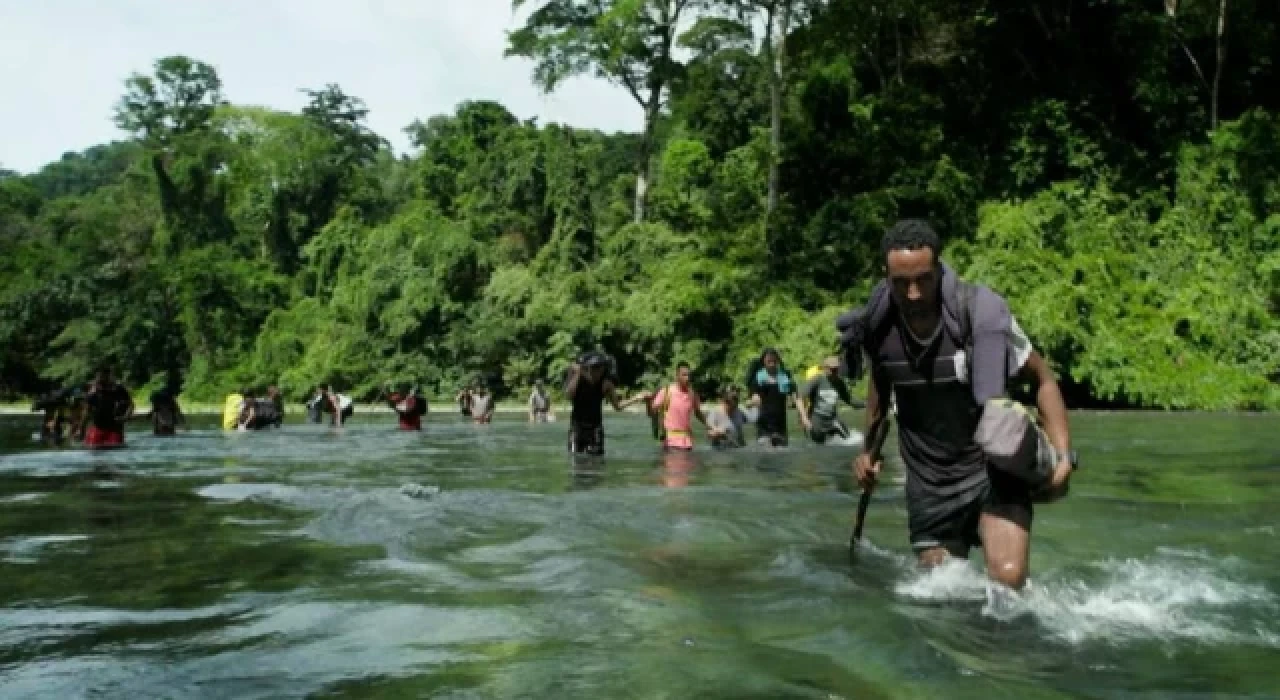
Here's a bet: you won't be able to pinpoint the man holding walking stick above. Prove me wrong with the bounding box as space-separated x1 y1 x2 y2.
839 219 1076 591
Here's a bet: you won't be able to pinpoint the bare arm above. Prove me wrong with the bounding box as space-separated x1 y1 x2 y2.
605 381 624 411
853 369 891 488
794 381 813 427
639 387 661 416
1018 351 1070 457
863 372 890 436
328 395 341 426
565 365 581 400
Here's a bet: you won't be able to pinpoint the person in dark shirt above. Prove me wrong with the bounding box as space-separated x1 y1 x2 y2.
747 348 797 447
148 371 185 436
80 366 134 449
850 219 1074 591
564 351 645 455
252 386 285 429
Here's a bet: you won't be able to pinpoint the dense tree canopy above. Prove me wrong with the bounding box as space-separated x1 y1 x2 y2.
2 0 1277 409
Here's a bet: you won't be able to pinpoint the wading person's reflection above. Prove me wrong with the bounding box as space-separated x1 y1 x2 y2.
661 447 697 488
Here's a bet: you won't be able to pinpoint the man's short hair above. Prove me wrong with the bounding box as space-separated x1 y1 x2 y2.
677 361 691 372
881 219 941 264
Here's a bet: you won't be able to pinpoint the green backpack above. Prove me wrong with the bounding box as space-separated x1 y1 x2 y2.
649 384 675 441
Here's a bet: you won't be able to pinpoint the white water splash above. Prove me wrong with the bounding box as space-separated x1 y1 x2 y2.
892 549 1279 648
400 482 441 499
1 534 91 564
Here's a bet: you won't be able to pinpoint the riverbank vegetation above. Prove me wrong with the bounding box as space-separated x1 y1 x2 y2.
1 0 1277 409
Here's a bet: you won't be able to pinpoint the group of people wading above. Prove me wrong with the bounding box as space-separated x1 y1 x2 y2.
27 219 1075 591
549 218 1077 590
32 366 181 448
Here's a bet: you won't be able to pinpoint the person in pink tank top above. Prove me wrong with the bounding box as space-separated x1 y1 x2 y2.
649 362 707 451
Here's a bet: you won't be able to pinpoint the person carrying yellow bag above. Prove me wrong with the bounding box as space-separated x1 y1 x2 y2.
222 391 244 431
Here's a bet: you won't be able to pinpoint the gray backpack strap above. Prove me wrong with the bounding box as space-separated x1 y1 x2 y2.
956 280 977 382
958 281 975 351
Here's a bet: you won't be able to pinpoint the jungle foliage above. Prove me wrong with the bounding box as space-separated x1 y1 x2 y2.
2 0 1277 409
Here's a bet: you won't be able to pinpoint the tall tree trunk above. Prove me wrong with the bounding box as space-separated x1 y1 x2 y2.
1211 0 1228 130
894 18 904 85
766 2 788 224
764 4 778 223
632 0 686 224
634 88 662 224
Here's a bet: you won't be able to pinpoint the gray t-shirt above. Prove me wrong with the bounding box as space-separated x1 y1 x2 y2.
800 374 847 434
707 406 748 447
529 389 550 412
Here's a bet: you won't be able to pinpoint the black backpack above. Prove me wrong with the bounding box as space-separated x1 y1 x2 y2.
253 398 282 427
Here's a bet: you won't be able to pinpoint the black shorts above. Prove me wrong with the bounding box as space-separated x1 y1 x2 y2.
568 422 604 455
907 468 1033 558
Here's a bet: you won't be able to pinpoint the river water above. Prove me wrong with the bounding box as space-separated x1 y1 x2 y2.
0 411 1277 698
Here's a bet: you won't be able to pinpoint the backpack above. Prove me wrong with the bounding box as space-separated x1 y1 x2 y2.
649 384 677 441
253 398 281 426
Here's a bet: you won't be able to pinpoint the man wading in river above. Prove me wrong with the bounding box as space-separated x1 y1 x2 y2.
148 370 186 436
565 351 644 455
796 356 863 445
387 383 427 431
80 366 134 449
529 380 554 423
842 219 1073 590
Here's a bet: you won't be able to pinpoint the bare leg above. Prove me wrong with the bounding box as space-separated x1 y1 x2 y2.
979 513 1031 589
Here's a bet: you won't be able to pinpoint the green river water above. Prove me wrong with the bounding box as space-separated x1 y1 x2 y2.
0 411 1277 699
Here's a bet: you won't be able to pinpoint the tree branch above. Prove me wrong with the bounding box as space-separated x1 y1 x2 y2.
619 71 647 107
1212 0 1228 129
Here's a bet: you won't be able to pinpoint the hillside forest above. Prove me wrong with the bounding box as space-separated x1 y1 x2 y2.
1 0 1278 409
